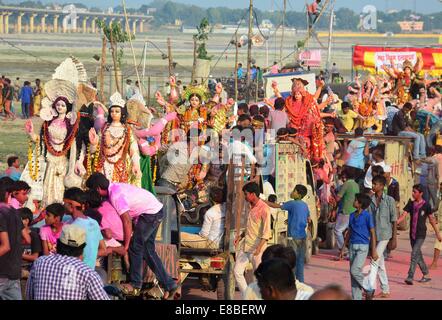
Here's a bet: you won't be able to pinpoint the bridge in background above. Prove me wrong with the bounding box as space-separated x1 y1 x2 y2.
0 5 153 34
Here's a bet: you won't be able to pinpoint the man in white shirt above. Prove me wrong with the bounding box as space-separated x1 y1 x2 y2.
181 187 226 249
364 148 387 191
125 79 134 100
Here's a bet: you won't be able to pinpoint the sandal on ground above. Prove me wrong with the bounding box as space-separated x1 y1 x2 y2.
375 292 390 298
119 283 141 296
163 284 180 300
365 290 375 300
418 276 431 283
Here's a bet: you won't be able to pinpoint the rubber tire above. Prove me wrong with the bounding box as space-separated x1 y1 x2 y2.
216 255 236 300
312 238 319 255
305 232 313 264
325 222 336 249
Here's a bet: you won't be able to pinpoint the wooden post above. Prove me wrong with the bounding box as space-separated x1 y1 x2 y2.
224 160 235 252
246 0 253 103
109 29 121 94
122 0 143 96
191 38 197 84
99 36 107 102
279 0 287 63
147 76 151 105
234 157 246 239
234 34 239 101
167 37 173 77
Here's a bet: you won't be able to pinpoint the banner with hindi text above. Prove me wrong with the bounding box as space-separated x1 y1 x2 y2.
352 45 442 76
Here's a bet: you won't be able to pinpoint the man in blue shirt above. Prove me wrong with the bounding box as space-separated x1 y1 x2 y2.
340 193 378 300
19 81 33 119
237 63 244 79
266 185 311 283
63 188 107 272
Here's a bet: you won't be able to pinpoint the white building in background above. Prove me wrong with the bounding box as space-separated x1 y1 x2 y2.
260 19 274 29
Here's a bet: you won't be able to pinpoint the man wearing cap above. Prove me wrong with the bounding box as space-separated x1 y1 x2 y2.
26 224 109 300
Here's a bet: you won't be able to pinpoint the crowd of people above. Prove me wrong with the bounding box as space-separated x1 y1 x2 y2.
1 54 442 301
0 76 45 121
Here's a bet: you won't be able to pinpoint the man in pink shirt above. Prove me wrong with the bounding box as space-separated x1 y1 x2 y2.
270 62 279 75
86 173 177 298
307 0 321 28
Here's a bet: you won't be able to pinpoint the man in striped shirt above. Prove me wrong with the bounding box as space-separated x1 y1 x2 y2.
26 224 109 300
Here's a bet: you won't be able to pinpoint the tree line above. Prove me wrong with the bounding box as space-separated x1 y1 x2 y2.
6 0 442 32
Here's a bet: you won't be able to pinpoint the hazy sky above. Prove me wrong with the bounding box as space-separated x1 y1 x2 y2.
32 0 442 14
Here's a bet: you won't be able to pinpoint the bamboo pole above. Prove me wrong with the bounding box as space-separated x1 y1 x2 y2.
191 38 197 84
122 0 143 97
167 37 173 78
109 29 121 94
246 0 253 103
279 0 287 63
234 34 239 101
99 36 106 102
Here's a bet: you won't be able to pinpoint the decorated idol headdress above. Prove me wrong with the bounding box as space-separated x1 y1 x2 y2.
40 58 78 123
402 60 413 70
109 91 126 108
70 56 98 110
127 93 153 128
182 85 208 102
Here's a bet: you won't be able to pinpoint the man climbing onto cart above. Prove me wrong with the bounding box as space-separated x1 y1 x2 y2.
307 0 322 29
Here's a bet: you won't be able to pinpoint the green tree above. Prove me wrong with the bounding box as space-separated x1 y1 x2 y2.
97 19 135 93
194 18 212 60
18 1 45 9
335 8 359 31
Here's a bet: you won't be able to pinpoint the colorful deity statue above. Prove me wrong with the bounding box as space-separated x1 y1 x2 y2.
89 92 142 185
383 57 423 106
23 58 83 206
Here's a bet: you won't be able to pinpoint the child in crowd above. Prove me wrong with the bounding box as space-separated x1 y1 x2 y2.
339 102 363 132
10 181 30 209
39 203 65 255
19 207 41 299
259 105 271 130
86 190 126 257
399 184 442 285
269 97 289 132
266 184 311 283
340 193 378 300
63 187 107 270
19 208 42 267
267 194 278 225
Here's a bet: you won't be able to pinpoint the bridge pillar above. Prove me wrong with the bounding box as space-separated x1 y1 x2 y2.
53 15 59 33
74 16 79 33
0 14 4 34
16 13 24 34
91 18 96 33
41 14 48 33
139 19 145 33
4 12 10 34
29 13 37 33
82 16 89 33
132 19 137 35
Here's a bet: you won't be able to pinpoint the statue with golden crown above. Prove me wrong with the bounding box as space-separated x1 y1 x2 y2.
382 57 423 106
